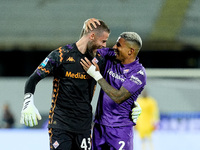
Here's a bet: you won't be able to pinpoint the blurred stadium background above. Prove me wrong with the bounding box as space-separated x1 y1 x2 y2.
0 0 200 150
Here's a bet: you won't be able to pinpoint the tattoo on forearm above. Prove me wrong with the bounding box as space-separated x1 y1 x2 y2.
98 78 131 104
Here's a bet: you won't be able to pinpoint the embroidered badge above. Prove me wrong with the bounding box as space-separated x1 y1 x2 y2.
92 57 99 63
53 141 59 149
123 69 129 74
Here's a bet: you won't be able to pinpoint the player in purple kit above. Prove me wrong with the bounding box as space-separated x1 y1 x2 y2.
81 31 146 150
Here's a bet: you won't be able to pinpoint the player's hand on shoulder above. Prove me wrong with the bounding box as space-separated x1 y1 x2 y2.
20 93 42 127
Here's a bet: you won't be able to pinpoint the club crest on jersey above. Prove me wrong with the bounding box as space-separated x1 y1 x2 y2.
123 69 129 74
92 57 99 63
41 58 49 67
67 57 75 62
53 141 59 149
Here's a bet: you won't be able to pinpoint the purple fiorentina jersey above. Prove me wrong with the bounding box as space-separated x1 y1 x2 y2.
95 48 147 127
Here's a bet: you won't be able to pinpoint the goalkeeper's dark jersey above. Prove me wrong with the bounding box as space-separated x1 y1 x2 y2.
31 43 100 133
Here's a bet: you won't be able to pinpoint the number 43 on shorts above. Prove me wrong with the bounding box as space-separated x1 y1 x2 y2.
81 138 91 150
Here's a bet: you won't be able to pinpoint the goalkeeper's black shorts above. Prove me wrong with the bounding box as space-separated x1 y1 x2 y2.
49 128 91 150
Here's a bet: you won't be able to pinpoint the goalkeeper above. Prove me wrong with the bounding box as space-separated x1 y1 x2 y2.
81 19 146 150
135 90 160 150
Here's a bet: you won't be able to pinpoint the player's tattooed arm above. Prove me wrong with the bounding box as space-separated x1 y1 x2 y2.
98 78 132 104
80 57 131 104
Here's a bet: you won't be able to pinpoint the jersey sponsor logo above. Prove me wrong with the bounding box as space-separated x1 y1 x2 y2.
41 58 49 67
66 57 75 62
65 71 87 79
107 69 125 82
130 75 142 85
137 70 144 76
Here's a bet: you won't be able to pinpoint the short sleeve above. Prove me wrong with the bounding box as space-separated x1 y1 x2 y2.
122 70 146 94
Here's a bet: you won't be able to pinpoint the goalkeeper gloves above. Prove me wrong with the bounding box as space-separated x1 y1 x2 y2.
87 65 103 81
131 101 142 124
20 93 42 127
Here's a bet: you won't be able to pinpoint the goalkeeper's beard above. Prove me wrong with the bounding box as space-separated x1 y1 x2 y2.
87 40 102 57
86 49 97 58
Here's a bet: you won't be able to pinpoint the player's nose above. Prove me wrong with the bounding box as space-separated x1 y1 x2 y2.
102 42 106 48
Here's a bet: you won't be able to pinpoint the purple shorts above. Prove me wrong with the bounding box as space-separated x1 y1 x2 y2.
92 123 134 150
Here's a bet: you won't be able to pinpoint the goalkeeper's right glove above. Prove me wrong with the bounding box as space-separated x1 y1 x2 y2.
20 93 42 127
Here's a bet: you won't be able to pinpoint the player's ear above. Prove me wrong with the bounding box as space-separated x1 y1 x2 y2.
89 33 95 40
128 48 134 55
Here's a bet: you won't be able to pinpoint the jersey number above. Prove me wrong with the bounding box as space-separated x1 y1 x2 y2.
81 138 91 150
119 141 125 150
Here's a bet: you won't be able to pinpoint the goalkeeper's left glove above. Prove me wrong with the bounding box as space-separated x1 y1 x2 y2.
131 101 142 124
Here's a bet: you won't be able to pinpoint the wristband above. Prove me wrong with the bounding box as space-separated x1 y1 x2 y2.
87 65 103 81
